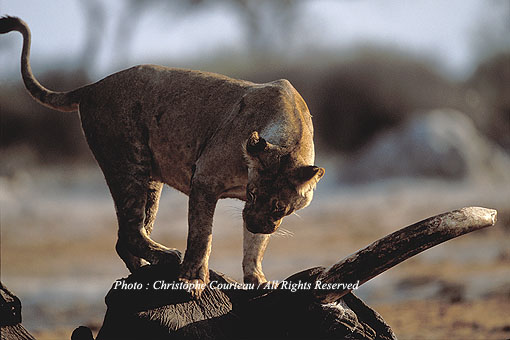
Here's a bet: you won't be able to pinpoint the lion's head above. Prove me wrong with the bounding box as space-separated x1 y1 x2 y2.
242 131 324 234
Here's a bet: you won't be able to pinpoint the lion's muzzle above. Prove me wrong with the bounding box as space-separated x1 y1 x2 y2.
244 218 282 234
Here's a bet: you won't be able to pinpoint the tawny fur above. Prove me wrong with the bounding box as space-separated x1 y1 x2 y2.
1 16 324 298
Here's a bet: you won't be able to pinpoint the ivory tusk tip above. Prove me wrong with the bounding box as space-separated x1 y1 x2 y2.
460 206 497 227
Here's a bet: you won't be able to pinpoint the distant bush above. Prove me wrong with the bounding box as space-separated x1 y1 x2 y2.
1 48 507 168
466 52 510 150
311 49 468 152
0 70 93 165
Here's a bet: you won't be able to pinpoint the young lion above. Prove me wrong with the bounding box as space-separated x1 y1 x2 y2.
1 16 324 297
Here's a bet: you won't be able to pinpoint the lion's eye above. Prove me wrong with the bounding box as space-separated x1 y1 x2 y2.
272 202 285 214
247 190 256 203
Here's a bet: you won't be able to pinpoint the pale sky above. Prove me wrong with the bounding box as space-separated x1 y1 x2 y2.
0 0 507 81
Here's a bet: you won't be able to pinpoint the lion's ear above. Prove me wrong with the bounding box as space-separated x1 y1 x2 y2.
293 166 325 185
246 131 268 155
244 131 283 169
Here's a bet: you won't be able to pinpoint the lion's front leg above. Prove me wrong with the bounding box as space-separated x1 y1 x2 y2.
179 180 218 298
242 226 271 285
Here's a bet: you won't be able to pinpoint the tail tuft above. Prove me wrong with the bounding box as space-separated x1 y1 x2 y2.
0 15 22 34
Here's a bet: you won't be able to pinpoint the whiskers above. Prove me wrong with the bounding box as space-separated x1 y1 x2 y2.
224 205 243 219
291 211 302 219
274 227 294 238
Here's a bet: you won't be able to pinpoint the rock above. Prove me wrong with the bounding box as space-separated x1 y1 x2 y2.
71 326 95 340
0 281 36 340
90 264 396 340
341 109 510 183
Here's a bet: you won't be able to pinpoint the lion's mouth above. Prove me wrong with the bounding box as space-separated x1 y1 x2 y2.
245 219 282 234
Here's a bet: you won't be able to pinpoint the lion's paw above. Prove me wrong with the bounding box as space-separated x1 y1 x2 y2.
243 273 267 286
150 248 182 267
178 277 208 299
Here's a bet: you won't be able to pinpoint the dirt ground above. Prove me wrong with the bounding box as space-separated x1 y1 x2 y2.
2 165 509 339
374 297 510 340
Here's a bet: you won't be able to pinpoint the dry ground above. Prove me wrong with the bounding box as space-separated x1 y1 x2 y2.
2 165 509 339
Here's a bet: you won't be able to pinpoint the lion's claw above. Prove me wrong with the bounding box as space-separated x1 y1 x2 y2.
178 277 207 299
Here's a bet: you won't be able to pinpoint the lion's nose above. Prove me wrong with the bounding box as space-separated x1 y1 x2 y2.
246 219 281 234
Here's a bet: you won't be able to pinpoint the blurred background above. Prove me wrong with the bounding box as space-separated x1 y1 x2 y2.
1 0 509 339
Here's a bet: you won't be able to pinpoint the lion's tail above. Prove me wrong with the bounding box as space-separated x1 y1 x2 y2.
0 16 82 112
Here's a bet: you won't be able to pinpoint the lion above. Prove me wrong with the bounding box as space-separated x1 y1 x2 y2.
1 16 324 297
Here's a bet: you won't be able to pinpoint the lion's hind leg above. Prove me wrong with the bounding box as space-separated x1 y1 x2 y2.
79 102 181 272
110 173 182 272
95 150 181 271
115 180 181 271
